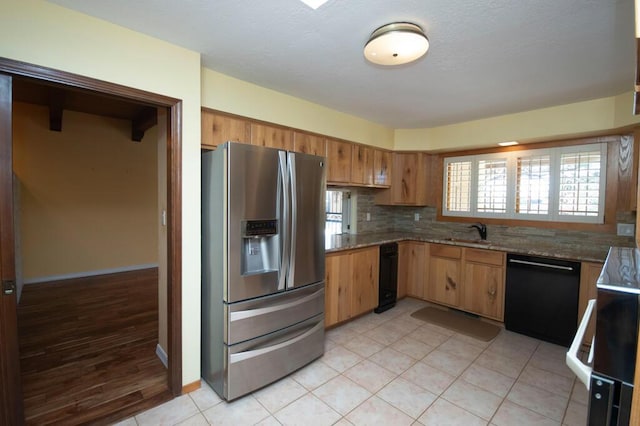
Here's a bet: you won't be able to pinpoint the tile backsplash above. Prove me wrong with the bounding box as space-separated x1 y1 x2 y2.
352 188 636 251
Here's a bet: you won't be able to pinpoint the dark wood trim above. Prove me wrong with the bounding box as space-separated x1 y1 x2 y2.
47 88 64 132
0 58 178 107
168 101 183 396
435 134 633 233
0 72 25 426
0 57 184 420
132 108 159 142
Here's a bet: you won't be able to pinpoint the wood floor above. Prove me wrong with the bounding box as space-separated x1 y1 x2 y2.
17 268 171 425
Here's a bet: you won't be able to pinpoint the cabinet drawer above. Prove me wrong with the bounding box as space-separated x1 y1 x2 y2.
430 244 461 259
465 248 504 266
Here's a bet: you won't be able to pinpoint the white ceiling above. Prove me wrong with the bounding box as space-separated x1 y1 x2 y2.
48 0 635 129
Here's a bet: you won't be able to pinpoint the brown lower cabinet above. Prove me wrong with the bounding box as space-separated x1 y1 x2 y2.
324 246 380 327
461 248 505 321
398 241 427 299
325 246 379 327
427 244 462 308
426 244 505 321
398 242 506 322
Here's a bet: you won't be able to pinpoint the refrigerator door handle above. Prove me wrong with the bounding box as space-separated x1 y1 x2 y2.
565 298 595 389
278 150 289 292
287 153 297 288
229 319 323 363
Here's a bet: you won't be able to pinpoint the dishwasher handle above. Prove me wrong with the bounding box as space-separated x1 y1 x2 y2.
566 298 595 390
508 258 574 271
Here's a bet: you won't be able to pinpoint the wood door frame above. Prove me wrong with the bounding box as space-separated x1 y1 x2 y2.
0 72 24 425
0 57 183 413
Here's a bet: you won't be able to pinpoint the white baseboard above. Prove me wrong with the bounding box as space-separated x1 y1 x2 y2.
156 343 169 369
24 263 159 284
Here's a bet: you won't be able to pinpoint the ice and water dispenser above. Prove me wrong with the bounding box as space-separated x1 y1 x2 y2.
241 219 279 275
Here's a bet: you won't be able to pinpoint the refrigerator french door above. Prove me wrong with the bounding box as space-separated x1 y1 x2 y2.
202 142 326 401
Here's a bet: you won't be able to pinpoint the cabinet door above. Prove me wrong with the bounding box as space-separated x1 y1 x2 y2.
462 262 504 321
374 149 392 187
579 262 603 346
351 145 374 185
327 139 352 184
350 247 379 317
427 256 461 307
423 153 440 206
375 152 427 206
293 132 326 156
325 253 351 327
201 110 250 149
251 123 293 151
398 242 426 299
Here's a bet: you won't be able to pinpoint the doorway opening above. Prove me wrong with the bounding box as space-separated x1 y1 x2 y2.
0 58 182 424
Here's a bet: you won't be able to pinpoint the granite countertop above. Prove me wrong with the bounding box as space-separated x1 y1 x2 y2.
325 231 610 263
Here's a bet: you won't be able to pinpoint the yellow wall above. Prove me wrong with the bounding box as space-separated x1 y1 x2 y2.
3 0 640 394
1 0 202 385
13 103 158 281
395 92 640 151
201 68 395 149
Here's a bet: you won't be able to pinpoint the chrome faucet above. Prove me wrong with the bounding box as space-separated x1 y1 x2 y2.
469 223 487 240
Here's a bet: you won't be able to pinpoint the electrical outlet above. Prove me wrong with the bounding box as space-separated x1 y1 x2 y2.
366 212 371 221
414 213 420 222
617 223 635 237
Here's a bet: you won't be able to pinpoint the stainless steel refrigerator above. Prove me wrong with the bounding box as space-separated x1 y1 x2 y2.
201 141 326 401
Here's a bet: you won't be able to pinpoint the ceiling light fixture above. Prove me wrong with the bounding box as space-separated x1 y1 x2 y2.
299 0 329 10
498 141 519 147
364 22 429 66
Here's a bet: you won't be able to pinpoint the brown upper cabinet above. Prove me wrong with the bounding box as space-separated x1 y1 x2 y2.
327 138 352 184
201 109 250 149
375 152 431 206
351 144 374 186
293 131 326 156
201 108 393 188
251 123 293 151
374 149 392 187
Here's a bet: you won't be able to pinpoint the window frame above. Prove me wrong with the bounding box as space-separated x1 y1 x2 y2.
442 143 607 224
325 189 352 236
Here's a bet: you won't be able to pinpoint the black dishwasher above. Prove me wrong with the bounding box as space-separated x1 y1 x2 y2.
504 253 580 347
375 242 398 313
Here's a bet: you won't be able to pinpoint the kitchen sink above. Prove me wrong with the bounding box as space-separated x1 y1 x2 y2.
442 237 491 245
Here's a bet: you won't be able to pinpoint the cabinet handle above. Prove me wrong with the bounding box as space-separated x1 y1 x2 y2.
446 276 456 289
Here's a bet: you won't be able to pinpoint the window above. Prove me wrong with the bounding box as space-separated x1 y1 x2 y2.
477 159 507 214
443 143 607 223
516 154 550 215
325 190 351 236
445 161 471 212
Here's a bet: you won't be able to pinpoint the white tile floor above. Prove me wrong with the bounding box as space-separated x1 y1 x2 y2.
115 298 588 426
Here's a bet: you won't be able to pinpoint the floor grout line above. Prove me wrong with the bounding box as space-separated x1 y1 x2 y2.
126 298 586 426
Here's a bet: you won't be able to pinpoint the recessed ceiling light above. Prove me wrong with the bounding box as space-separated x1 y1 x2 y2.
364 22 429 66
498 141 519 147
299 0 329 9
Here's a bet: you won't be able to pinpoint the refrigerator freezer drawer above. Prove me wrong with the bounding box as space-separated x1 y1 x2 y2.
225 313 324 400
226 281 324 345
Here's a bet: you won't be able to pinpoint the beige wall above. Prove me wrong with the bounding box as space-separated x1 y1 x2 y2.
203 66 640 152
201 68 395 149
395 92 640 152
1 0 202 385
12 103 158 281
3 0 639 392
